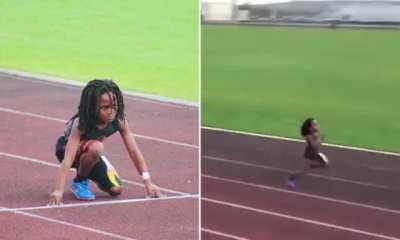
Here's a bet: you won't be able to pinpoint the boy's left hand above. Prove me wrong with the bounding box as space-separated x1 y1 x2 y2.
144 181 164 198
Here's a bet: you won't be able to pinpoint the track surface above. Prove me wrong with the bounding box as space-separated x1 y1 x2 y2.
201 128 400 240
0 72 199 240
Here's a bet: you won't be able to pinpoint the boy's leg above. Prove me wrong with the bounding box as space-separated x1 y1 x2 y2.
76 140 104 181
288 163 309 182
288 155 329 187
71 140 104 200
287 157 322 187
88 155 123 196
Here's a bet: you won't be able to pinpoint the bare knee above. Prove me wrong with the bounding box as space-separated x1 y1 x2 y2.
81 141 104 163
86 141 104 156
78 141 105 175
108 186 122 196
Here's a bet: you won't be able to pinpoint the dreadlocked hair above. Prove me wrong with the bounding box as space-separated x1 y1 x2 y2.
70 79 125 138
301 117 315 137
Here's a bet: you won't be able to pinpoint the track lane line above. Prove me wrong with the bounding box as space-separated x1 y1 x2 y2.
0 151 195 196
0 194 198 213
202 126 400 157
1 207 137 240
203 155 389 189
203 174 400 215
0 106 198 149
0 69 198 108
202 228 249 240
203 197 400 240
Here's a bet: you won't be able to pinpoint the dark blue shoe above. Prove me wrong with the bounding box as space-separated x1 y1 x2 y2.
287 179 296 188
71 179 95 201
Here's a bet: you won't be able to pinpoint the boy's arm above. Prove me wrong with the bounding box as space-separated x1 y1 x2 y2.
49 122 81 205
118 118 163 198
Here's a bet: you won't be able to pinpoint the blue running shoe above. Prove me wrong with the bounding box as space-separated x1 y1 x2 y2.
287 179 296 188
71 179 95 201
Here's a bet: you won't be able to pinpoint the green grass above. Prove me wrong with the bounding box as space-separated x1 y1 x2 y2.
0 0 198 101
202 24 400 153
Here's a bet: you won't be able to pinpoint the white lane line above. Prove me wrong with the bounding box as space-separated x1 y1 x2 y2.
203 155 389 189
2 208 136 240
203 197 400 240
121 178 192 196
0 106 198 149
0 107 65 123
202 126 400 157
203 174 400 215
0 151 195 196
0 194 198 213
134 133 198 149
202 228 249 240
0 68 198 108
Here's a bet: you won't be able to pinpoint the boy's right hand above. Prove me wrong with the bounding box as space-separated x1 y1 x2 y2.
49 190 63 205
144 181 164 198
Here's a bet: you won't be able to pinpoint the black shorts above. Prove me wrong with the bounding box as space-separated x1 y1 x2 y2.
55 136 122 192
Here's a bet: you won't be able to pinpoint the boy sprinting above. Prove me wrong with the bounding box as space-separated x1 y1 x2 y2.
287 118 329 188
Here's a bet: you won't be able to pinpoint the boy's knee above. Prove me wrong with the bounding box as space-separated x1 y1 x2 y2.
86 140 104 155
108 186 122 196
86 140 104 158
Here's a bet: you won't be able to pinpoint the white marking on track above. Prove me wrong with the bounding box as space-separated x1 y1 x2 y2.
203 197 400 240
203 174 400 215
202 228 249 240
0 68 198 108
0 106 198 149
2 208 137 240
202 126 400 157
203 155 389 189
0 151 196 196
0 194 199 212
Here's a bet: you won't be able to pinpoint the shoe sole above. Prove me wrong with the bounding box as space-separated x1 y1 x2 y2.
318 152 329 165
76 197 95 201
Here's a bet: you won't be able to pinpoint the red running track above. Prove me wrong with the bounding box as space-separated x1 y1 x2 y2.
201 127 400 240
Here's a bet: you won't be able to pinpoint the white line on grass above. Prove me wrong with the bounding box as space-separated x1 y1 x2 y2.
203 197 400 240
0 194 198 213
0 151 194 196
203 155 389 189
0 107 198 149
203 174 400 215
0 68 198 108
202 228 250 240
2 207 136 240
202 126 400 157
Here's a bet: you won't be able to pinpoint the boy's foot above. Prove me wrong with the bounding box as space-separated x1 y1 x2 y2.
318 152 329 165
71 179 95 201
287 178 296 188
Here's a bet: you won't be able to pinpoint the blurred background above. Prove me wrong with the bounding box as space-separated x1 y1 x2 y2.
202 0 400 25
201 0 400 152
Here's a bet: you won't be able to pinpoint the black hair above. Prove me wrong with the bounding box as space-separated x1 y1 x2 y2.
71 79 125 137
301 118 315 137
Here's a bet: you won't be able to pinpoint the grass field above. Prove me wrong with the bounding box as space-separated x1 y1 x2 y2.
202 24 400 153
0 0 198 101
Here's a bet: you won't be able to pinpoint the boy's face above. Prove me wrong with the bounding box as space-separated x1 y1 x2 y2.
311 120 319 132
98 91 117 124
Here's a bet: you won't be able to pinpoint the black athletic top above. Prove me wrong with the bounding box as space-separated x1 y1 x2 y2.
64 118 120 141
